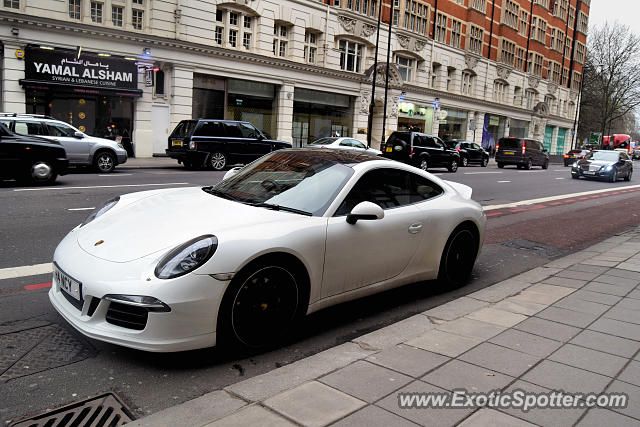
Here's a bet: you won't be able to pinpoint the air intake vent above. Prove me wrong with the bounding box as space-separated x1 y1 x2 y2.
105 302 148 330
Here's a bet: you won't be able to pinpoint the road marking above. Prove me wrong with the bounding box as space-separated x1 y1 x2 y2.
517 170 546 173
464 171 503 175
483 184 640 211
68 207 95 211
99 173 132 177
556 177 565 180
13 182 190 192
497 180 511 183
0 263 52 280
553 169 567 172
24 282 52 290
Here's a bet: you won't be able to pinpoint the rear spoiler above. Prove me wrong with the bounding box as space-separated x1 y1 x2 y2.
443 180 473 199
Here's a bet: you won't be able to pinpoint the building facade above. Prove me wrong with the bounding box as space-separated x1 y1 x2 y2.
0 0 589 157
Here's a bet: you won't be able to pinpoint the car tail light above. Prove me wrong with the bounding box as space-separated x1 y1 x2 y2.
456 147 461 152
522 140 526 155
496 144 499 150
563 154 569 158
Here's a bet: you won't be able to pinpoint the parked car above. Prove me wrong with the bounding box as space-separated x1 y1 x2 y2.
563 149 589 166
166 119 292 170
0 113 127 173
571 150 633 182
307 137 382 155
495 137 549 169
453 141 489 167
382 131 460 172
49 148 484 351
0 123 68 184
632 148 640 160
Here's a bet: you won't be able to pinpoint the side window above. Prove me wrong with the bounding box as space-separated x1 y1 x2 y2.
47 123 76 137
170 122 185 138
14 120 46 136
194 121 225 137
351 140 366 149
239 122 260 138
414 174 444 201
339 140 352 147
224 123 243 138
0 120 12 131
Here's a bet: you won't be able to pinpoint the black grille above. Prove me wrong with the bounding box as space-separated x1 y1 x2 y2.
105 302 148 330
61 289 84 311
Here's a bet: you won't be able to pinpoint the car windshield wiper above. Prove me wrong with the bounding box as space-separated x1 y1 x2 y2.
247 201 312 216
202 186 242 202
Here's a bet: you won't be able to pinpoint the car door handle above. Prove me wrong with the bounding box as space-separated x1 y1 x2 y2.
408 223 423 234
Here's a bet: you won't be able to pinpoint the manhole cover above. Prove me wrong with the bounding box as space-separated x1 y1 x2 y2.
500 238 569 259
8 392 135 426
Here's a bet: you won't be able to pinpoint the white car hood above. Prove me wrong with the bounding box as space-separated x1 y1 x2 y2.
76 187 289 262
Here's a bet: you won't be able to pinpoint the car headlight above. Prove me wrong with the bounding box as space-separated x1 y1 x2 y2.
189 141 196 150
117 142 125 149
572 162 578 168
605 165 613 171
81 196 119 227
155 235 218 279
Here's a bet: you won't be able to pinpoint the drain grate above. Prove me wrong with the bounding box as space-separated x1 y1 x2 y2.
8 392 135 427
500 238 569 259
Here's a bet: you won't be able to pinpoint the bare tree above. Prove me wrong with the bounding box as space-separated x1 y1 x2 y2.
578 22 640 146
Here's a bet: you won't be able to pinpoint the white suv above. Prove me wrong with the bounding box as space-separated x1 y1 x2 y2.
0 114 127 173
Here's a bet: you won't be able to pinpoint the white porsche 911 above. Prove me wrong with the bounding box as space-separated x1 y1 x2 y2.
50 148 485 352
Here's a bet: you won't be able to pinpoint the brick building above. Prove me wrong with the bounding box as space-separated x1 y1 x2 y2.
0 0 589 157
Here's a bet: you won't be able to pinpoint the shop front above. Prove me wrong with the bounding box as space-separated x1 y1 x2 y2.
292 88 352 146
20 45 141 155
397 102 433 133
481 114 507 150
543 125 554 152
509 119 529 138
556 128 567 154
437 108 467 142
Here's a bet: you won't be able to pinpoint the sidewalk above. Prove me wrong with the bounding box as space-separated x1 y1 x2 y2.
129 227 640 427
120 156 183 169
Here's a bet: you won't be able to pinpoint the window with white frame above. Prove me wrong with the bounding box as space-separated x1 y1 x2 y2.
431 63 440 88
513 86 522 106
242 32 251 50
576 43 585 64
500 39 515 66
450 19 461 48
536 18 547 43
215 27 223 45
515 47 525 71
3 0 19 8
447 67 455 91
461 71 475 96
403 0 427 35
339 40 363 72
273 23 289 57
550 28 556 51
524 89 536 109
578 11 588 34
562 67 569 86
132 9 143 30
550 62 561 83
435 13 447 43
471 0 485 13
533 53 543 76
304 31 318 64
215 9 255 51
503 0 519 30
468 25 483 55
454 0 464 5
572 71 582 90
91 2 102 23
555 30 564 52
553 0 567 20
69 0 80 19
519 10 528 36
568 6 575 29
229 29 238 48
370 0 376 17
493 80 508 102
112 5 123 26
395 55 414 82
569 101 575 117
565 37 572 58
534 0 548 8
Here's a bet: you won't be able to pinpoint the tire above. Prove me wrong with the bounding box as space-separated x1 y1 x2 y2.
438 226 478 288
497 162 504 169
94 151 116 173
524 158 532 170
461 157 468 167
542 160 549 170
448 159 459 173
218 263 301 349
571 173 579 179
27 160 57 185
610 169 618 183
419 158 428 171
624 169 633 181
481 157 488 167
209 151 227 171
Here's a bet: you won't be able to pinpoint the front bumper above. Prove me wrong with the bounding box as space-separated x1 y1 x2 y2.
55 158 70 176
49 230 228 352
571 167 613 179
116 151 128 165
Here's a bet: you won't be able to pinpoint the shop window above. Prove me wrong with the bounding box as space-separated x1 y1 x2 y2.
338 40 363 73
91 2 102 23
304 31 318 64
69 0 80 19
132 9 143 30
3 0 19 9
112 6 123 27
273 24 290 57
395 55 414 82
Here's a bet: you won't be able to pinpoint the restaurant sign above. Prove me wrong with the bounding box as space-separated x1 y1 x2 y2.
24 45 138 90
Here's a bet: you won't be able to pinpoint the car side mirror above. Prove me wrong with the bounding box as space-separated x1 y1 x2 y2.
542 149 548 153
257 133 265 140
346 201 384 225
222 166 243 181
74 131 84 138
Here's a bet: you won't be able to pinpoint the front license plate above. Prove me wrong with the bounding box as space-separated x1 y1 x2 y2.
385 147 393 152
584 171 595 175
54 264 81 302
504 151 515 155
172 140 182 147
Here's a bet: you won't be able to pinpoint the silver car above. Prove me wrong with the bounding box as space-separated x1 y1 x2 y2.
0 114 127 173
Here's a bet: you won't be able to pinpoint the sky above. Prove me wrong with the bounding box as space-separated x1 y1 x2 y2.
588 0 640 35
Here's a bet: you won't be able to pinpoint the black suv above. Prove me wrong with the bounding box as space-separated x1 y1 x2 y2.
166 119 292 170
496 137 549 169
452 140 489 167
382 131 460 172
0 123 68 184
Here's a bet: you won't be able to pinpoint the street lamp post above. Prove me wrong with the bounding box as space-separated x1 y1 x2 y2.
366 0 384 148
381 2 392 146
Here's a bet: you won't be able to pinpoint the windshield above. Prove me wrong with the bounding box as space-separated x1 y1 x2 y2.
210 151 354 216
309 137 338 145
585 151 620 162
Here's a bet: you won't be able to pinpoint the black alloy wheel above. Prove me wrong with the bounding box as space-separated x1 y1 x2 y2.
438 227 478 288
95 151 116 173
461 157 469 167
481 157 488 167
209 152 227 171
625 169 633 182
227 265 299 348
610 168 618 183
524 158 532 170
448 159 459 173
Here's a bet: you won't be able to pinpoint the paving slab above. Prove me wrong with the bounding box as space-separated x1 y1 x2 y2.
225 342 374 402
514 317 581 342
421 297 489 321
569 329 640 358
570 289 622 306
521 360 611 393
511 266 562 283
578 408 640 427
616 297 640 310
554 269 602 281
319 360 413 403
489 329 562 357
435 317 506 340
492 298 547 316
263 381 366 427
551 297 610 316
566 264 610 274
353 314 436 350
405 329 482 357
457 409 536 427
467 279 531 303
606 380 640 420
582 282 631 296
366 344 450 378
588 318 640 341
617 262 640 272
580 259 619 267
547 343 628 377
540 276 588 289
421 359 514 393
510 283 575 305
592 274 639 288
375 380 474 427
628 289 640 300
604 268 640 281
330 405 419 427
465 307 527 328
459 342 540 377
204 405 296 427
535 306 600 328
617 360 640 387
604 306 640 325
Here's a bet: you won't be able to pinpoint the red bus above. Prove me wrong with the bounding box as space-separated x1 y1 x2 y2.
602 134 632 151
